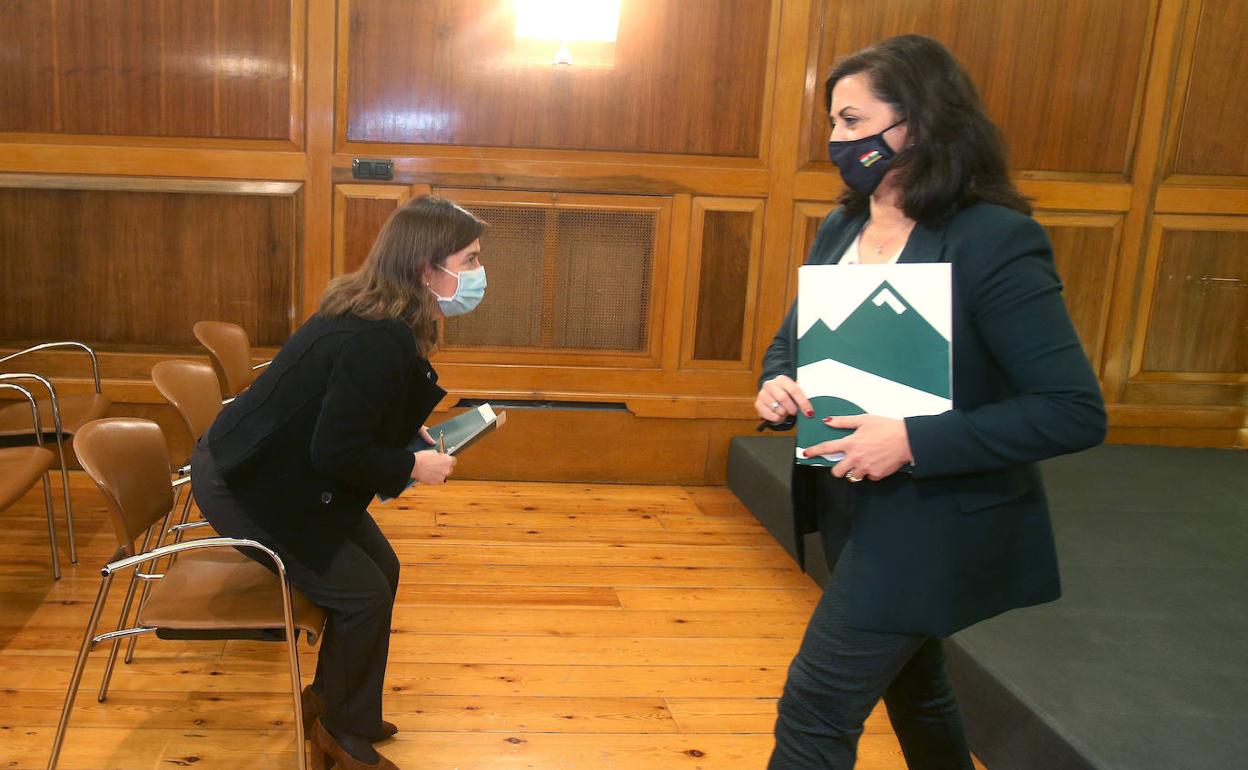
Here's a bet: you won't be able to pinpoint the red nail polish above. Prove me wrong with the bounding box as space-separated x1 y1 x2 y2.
822 417 833 423
806 410 815 417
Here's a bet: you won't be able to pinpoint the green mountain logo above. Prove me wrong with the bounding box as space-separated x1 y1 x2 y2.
797 280 950 399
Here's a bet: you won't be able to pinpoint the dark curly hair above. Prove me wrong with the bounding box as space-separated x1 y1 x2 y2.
825 34 1030 223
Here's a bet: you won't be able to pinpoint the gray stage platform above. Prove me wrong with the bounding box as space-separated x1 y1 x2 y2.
727 438 1248 770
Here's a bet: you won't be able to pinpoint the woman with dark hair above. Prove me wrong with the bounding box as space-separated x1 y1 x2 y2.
191 195 488 770
755 35 1106 768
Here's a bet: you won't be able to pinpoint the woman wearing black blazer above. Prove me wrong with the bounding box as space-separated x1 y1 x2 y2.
191 196 487 770
755 37 1107 768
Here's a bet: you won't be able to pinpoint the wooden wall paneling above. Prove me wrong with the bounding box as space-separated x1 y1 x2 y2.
0 174 301 196
449 408 759 484
431 189 672 369
431 365 761 407
54 0 163 137
1132 216 1247 379
1107 425 1246 448
795 0 830 172
1035 213 1123 369
333 184 410 275
749 0 816 390
331 150 772 200
681 198 765 369
214 0 300 140
0 1 56 132
0 144 309 180
786 201 837 308
794 174 1139 214
1099 0 1188 401
804 0 1155 176
287 0 309 147
0 183 297 351
301 0 338 318
1155 186 1248 216
1170 0 1248 178
0 0 301 143
4 0 1242 465
340 0 774 157
660 194 694 372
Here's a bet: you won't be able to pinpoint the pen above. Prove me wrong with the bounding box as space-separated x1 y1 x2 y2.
437 432 446 455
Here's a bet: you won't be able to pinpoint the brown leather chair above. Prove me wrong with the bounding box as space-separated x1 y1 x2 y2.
48 418 325 770
116 360 225 667
153 360 224 452
0 341 113 564
0 382 61 579
192 321 271 400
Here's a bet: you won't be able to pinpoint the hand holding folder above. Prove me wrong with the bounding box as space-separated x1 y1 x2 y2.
379 404 506 501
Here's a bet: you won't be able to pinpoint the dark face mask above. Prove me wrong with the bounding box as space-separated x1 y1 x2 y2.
827 119 906 195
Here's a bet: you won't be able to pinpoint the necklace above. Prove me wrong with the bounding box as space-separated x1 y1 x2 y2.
863 219 913 259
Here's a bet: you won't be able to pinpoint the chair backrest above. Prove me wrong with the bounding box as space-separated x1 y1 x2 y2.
151 360 223 447
73 418 174 556
192 321 255 398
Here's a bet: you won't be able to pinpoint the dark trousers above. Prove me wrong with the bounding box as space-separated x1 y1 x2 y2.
769 499 973 769
190 441 398 738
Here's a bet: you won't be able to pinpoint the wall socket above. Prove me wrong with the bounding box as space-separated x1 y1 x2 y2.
351 159 395 180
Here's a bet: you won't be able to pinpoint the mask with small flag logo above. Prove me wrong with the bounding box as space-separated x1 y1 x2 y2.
827 119 906 195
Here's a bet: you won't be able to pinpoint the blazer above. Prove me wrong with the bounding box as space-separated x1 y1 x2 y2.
762 202 1107 636
205 314 445 569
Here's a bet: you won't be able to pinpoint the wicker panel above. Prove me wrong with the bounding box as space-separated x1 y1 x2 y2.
442 204 547 349
443 204 655 352
552 208 653 351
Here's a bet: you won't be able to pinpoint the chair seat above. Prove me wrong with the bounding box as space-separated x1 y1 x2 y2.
0 393 112 438
138 548 325 642
0 446 56 510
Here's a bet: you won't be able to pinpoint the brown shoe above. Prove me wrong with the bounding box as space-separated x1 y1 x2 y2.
302 685 399 741
310 717 399 770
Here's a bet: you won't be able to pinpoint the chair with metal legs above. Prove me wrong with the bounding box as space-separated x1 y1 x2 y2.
192 321 272 400
47 418 325 770
0 341 113 565
116 359 225 669
0 382 61 579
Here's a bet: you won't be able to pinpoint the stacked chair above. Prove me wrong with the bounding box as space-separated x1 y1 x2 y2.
114 360 227 670
192 321 271 400
0 341 112 572
0 382 61 578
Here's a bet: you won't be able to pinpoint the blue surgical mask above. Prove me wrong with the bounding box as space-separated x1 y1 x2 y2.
431 265 486 317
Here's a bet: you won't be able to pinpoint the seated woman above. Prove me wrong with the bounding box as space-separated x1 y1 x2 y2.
191 195 488 770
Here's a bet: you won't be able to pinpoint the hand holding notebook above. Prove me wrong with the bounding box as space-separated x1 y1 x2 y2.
378 404 507 501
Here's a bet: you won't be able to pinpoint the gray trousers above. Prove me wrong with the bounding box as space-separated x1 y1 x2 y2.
769 492 974 769
190 440 399 738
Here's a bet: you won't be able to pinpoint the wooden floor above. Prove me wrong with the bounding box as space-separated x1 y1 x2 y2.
0 472 985 769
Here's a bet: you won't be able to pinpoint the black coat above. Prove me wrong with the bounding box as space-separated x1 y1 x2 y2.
762 202 1107 636
205 314 445 569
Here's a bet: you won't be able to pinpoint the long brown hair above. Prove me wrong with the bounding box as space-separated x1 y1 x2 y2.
825 35 1031 223
318 195 485 355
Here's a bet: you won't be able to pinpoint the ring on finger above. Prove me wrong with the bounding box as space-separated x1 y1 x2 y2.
768 401 782 410
845 469 863 483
